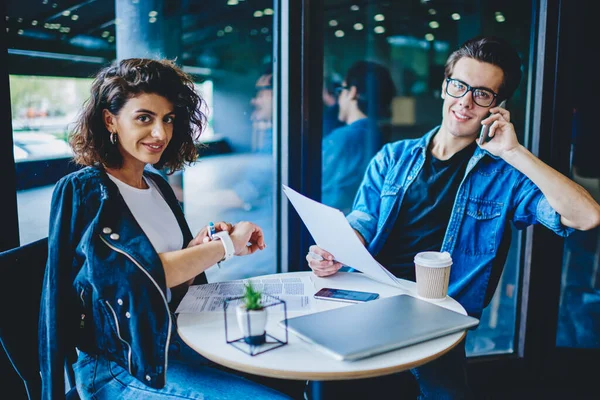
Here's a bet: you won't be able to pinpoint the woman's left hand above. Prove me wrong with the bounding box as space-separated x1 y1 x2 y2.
188 221 233 247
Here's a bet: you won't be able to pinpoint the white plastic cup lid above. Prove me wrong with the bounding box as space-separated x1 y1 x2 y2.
414 251 453 268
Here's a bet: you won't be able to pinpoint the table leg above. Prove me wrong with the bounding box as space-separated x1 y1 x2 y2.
305 380 324 400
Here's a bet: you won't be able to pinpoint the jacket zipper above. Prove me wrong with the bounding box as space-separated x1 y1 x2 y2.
80 289 86 329
100 235 172 378
104 300 133 374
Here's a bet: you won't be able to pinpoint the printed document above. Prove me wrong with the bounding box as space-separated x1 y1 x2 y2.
283 184 406 289
175 275 315 313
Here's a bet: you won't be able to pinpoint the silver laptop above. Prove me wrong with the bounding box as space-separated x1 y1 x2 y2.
281 294 479 361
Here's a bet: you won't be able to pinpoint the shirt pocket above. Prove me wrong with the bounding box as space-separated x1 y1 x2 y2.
460 198 503 255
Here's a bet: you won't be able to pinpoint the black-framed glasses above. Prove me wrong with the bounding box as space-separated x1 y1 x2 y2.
334 84 349 96
445 78 498 107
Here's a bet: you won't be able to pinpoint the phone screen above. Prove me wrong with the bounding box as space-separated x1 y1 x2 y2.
314 288 380 303
479 99 507 144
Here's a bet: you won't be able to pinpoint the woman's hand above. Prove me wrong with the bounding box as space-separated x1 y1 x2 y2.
229 221 266 256
306 245 343 277
188 221 233 247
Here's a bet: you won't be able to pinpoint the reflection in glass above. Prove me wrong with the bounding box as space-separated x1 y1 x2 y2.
556 109 600 348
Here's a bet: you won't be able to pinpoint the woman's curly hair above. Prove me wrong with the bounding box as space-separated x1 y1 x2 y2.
70 58 206 173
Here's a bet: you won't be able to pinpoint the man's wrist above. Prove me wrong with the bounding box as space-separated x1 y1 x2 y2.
502 144 528 165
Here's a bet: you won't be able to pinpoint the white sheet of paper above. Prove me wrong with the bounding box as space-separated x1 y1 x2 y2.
282 184 404 289
175 275 316 313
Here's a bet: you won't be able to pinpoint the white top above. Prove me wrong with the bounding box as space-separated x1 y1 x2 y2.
107 173 183 302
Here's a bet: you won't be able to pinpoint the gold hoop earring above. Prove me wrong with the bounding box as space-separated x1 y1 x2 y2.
110 132 118 145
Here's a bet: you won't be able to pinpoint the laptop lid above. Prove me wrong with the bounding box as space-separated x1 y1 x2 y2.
281 294 479 361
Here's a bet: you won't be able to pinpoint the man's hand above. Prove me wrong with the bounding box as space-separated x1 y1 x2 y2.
478 105 522 158
306 245 343 277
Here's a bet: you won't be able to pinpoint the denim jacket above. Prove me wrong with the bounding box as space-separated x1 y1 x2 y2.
39 166 206 399
347 127 573 317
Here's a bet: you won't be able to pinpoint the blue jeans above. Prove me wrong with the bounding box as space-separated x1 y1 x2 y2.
410 339 472 400
306 340 471 400
73 330 292 400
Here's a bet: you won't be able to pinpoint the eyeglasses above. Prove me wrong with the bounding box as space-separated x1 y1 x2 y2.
334 84 349 96
445 78 498 107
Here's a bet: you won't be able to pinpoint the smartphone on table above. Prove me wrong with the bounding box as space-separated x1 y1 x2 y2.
314 288 380 303
479 99 507 144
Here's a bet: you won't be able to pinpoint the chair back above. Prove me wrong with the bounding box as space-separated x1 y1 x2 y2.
0 238 79 399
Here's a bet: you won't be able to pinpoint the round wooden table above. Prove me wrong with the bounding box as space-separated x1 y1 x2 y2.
177 271 468 382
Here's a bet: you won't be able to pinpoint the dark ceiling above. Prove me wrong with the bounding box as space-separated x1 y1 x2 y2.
4 0 530 77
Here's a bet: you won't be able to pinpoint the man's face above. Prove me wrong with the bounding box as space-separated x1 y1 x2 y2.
250 74 273 122
336 81 352 123
440 57 504 141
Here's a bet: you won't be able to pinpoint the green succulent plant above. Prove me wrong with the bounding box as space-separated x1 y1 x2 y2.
242 281 264 311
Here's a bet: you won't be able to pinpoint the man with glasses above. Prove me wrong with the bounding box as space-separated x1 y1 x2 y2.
322 60 396 215
307 36 600 399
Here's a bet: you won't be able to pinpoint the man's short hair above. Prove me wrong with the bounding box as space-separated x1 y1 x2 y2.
444 36 523 102
345 61 396 118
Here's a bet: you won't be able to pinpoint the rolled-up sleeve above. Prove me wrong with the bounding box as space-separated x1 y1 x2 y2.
511 174 574 237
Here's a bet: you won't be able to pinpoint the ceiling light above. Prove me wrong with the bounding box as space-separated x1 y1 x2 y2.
71 15 79 21
62 10 70 16
149 17 157 23
217 30 224 36
108 36 115 43
261 27 269 33
224 25 232 33
227 0 239 5
428 9 437 15
329 19 338 27
495 15 506 22
374 26 385 34
32 20 38 26
350 5 359 11
17 17 23 23
374 14 385 21
354 23 363 30
264 8 274 15
451 13 461 21
149 11 158 17
429 21 439 29
425 33 434 41
335 30 345 37
18 29 24 35
102 31 110 38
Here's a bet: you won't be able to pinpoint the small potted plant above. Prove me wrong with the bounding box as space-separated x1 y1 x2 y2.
236 282 268 345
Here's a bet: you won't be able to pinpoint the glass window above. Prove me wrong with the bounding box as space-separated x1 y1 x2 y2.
556 109 600 348
321 0 532 356
7 0 278 281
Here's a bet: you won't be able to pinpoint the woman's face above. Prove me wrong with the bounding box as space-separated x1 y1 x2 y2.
104 93 175 170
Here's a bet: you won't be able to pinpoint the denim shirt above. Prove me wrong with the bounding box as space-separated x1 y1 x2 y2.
39 166 206 399
347 126 573 317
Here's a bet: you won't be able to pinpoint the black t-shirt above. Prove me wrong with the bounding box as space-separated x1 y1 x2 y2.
376 141 477 280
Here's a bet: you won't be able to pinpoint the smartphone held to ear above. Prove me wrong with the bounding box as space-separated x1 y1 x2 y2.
314 288 380 303
479 99 507 144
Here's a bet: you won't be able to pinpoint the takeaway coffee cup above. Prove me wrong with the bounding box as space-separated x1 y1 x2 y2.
414 251 453 300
